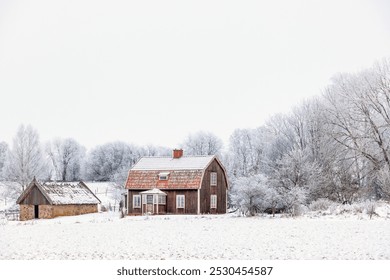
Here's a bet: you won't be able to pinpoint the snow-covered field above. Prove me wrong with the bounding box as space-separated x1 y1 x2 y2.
1 210 390 260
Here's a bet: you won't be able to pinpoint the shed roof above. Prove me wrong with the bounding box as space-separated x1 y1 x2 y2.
16 180 101 205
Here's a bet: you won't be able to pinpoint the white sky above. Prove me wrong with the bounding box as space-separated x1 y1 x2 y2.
1 0 390 150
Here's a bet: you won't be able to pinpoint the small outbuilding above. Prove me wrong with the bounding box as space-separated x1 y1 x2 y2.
16 179 101 221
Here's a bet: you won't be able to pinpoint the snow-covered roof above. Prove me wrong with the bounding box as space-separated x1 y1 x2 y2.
139 188 167 195
40 182 101 205
126 170 203 190
17 180 101 205
126 154 228 190
132 155 215 170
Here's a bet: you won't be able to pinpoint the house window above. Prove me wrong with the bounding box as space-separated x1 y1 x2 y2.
210 172 217 186
158 195 166 205
133 195 141 208
176 195 185 209
211 195 217 209
146 195 153 204
152 195 166 204
159 172 170 180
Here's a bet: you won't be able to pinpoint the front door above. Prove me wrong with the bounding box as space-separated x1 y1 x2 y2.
34 205 39 219
146 195 153 213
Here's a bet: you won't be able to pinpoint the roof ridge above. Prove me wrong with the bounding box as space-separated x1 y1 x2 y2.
141 155 214 158
42 181 80 186
131 168 204 171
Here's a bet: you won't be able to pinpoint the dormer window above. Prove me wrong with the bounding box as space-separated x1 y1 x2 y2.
159 172 170 180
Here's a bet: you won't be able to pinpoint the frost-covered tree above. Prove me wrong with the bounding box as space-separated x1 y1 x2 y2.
230 174 268 216
142 145 171 157
45 138 86 181
228 127 271 177
269 147 324 200
4 125 45 190
281 187 308 216
0 141 8 179
323 58 390 200
182 131 223 156
263 187 282 217
225 58 390 210
84 142 142 182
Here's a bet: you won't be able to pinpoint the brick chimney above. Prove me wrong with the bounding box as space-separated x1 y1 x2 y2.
173 149 183 159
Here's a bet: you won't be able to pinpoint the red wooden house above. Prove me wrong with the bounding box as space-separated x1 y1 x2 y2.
125 149 229 215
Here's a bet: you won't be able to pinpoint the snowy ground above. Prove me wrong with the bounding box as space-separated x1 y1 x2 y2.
1 210 390 260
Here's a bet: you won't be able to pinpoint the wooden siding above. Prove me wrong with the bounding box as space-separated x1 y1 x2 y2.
127 189 198 215
165 190 198 214
200 159 228 214
19 185 50 205
127 190 142 215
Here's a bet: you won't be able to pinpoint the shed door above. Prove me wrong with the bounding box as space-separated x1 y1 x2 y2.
34 205 39 219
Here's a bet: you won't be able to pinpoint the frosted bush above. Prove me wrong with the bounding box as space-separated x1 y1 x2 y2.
309 198 334 211
330 204 353 215
352 203 365 214
329 201 379 218
292 204 308 217
0 213 7 226
364 200 377 219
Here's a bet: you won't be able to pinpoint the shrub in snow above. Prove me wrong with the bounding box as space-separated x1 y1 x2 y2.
263 187 282 217
290 204 309 217
119 207 126 219
330 204 354 215
352 203 365 214
329 202 371 216
230 174 268 216
364 200 377 219
309 198 334 211
0 213 7 226
282 187 307 216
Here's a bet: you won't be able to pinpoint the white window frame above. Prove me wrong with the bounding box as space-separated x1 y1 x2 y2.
158 195 166 205
211 195 217 209
159 172 170 180
210 172 217 186
176 195 185 209
133 195 141 208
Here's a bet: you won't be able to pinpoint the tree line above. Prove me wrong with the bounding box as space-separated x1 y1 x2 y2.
1 58 390 214
0 129 222 192
227 58 390 215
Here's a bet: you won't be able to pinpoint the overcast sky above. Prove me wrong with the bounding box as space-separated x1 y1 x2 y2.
1 0 390 150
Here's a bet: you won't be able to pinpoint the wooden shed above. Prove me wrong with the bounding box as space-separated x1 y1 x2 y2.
125 149 229 215
16 179 101 221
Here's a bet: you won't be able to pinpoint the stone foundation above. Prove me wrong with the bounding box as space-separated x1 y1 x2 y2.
39 205 54 219
19 204 98 220
19 205 34 221
52 204 98 217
